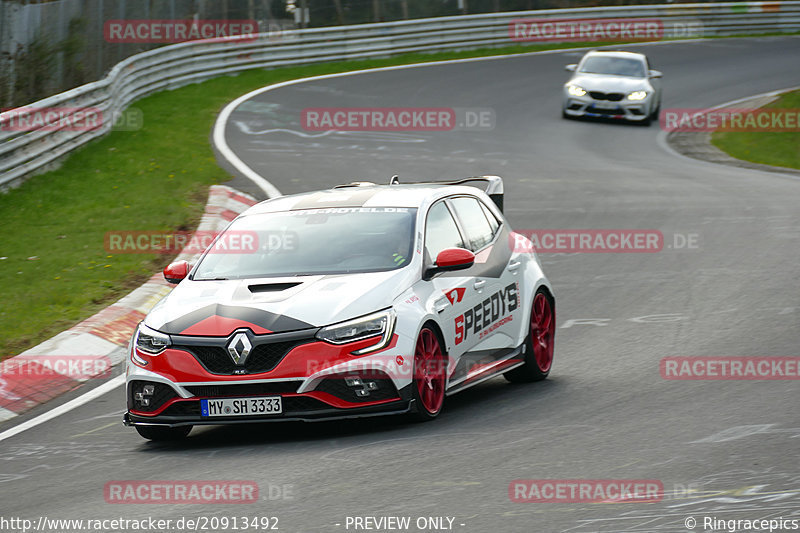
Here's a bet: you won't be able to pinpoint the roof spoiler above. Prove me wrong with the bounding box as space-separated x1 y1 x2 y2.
389 175 505 213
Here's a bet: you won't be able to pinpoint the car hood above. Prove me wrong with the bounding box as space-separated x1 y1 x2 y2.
567 74 651 93
146 269 416 336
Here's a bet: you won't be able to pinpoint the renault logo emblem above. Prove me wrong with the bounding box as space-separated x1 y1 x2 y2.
227 332 252 365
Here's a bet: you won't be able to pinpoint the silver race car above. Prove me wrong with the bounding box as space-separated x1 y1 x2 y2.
562 50 662 124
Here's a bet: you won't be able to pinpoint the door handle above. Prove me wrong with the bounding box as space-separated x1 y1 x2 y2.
473 280 486 290
507 261 521 272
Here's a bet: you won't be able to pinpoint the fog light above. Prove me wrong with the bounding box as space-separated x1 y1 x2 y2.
365 381 379 391
140 398 150 406
345 377 363 387
355 389 370 397
142 385 155 395
134 392 144 401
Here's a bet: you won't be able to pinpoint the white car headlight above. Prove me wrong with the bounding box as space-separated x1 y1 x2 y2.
567 85 587 97
627 91 648 101
134 323 171 355
316 309 396 355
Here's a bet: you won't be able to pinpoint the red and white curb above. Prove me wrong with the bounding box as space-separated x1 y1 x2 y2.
0 185 257 423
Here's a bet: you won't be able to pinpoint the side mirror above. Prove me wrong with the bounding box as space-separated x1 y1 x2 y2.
164 260 189 284
565 64 577 72
424 248 475 280
649 70 662 78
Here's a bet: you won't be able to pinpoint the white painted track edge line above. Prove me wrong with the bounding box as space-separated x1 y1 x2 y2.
0 374 125 443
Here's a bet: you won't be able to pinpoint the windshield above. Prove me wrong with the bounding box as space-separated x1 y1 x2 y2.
579 56 646 77
193 207 416 279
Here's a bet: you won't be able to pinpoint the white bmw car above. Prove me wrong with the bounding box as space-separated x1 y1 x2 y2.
562 50 662 124
123 177 555 440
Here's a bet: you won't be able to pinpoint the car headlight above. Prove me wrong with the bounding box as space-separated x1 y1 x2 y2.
134 323 171 355
316 309 396 355
627 91 648 101
567 85 587 97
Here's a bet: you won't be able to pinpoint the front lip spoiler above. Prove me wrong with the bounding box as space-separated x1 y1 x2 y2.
564 108 648 121
123 400 413 428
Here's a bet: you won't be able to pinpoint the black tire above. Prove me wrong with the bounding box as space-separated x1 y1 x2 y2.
408 326 447 422
505 288 555 383
135 425 192 441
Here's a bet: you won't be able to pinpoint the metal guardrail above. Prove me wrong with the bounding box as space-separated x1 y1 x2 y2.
1 1 799 190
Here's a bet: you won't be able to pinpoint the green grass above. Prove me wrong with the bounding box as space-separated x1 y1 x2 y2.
712 89 800 170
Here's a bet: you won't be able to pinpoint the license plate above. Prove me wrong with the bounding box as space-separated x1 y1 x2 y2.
200 396 282 417
593 101 619 110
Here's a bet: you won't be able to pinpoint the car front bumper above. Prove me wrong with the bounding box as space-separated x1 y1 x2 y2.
123 389 414 428
124 329 418 428
563 94 653 121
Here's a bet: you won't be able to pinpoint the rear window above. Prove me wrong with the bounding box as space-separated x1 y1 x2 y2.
449 197 495 252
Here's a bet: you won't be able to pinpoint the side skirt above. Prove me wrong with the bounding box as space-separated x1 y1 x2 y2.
445 344 525 396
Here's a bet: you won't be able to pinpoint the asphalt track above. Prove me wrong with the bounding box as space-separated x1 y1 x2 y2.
2 37 799 533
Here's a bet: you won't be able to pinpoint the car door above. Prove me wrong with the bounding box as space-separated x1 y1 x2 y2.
446 195 521 383
416 199 477 383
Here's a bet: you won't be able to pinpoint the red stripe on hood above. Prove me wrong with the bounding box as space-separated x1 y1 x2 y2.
180 315 272 336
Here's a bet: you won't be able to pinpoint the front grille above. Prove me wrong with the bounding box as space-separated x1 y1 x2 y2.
128 380 179 412
587 106 622 115
185 382 301 397
589 91 624 101
316 376 399 403
173 338 311 375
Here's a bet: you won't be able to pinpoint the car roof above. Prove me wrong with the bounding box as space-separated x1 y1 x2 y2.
242 183 488 215
583 50 647 61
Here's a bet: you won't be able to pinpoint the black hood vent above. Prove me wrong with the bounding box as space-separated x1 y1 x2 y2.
248 282 302 293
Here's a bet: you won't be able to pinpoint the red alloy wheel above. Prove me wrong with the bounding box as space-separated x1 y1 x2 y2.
530 292 555 372
414 328 446 415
